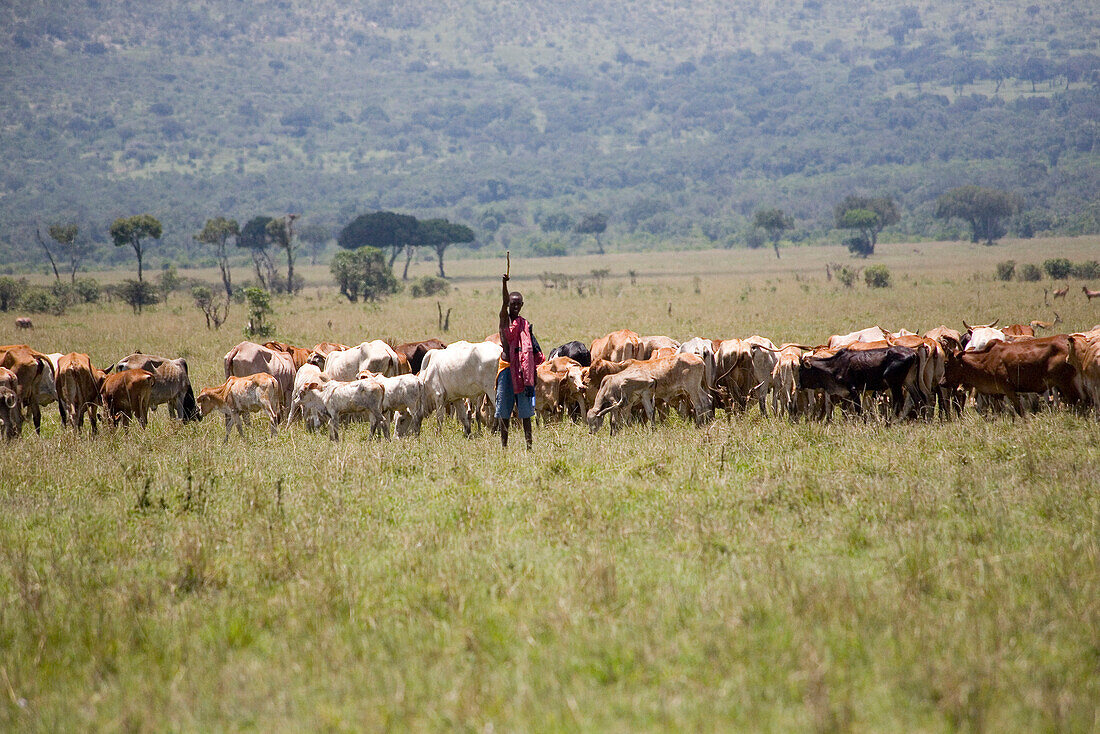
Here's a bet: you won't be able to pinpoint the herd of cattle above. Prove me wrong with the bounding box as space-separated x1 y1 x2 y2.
1 318 1099 442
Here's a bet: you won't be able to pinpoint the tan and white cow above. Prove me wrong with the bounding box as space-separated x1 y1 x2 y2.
198 373 283 443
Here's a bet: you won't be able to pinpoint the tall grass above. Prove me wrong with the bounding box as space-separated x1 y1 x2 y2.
2 239 1098 730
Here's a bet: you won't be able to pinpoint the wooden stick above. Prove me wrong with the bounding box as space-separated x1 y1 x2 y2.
506 250 510 277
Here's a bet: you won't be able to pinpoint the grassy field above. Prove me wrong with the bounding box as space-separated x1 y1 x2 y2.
2 239 1099 731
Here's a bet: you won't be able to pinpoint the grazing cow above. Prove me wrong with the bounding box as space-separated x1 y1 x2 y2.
356 369 426 437
547 340 593 367
100 369 155 427
393 339 447 374
1002 324 1035 338
0 344 54 434
198 373 282 443
800 346 921 419
33 353 61 421
1084 286 1100 301
0 367 19 438
582 357 645 408
286 364 331 430
535 357 586 423
223 341 295 416
115 353 200 422
713 339 756 411
310 340 400 380
678 337 717 391
590 329 643 363
827 326 888 350
15 317 32 330
1068 330 1100 413
57 352 103 433
638 335 680 361
771 345 808 419
419 340 503 436
587 353 710 435
263 341 312 369
944 336 1082 416
745 335 779 416
298 377 387 441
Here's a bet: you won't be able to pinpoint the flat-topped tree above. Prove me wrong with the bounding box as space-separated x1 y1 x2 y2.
338 211 420 271
834 196 899 257
934 186 1021 245
419 218 475 278
109 214 162 282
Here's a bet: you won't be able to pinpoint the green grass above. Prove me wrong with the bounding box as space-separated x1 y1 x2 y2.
2 239 1099 730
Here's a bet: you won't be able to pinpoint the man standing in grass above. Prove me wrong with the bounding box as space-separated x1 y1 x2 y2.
497 273 543 449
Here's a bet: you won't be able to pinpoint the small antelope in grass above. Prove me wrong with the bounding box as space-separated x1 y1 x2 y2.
1053 285 1069 299
1029 312 1062 331
1084 286 1100 301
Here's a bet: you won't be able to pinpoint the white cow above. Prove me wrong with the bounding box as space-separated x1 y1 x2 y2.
419 340 503 436
313 340 400 380
286 364 331 429
35 352 61 413
677 337 716 390
965 327 1006 352
357 370 425 437
745 335 778 416
298 377 388 441
827 326 888 349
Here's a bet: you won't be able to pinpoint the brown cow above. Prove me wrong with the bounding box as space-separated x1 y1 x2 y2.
587 353 710 435
57 352 103 433
1002 324 1035 337
393 339 448 374
943 335 1081 416
638 335 680 360
101 369 156 427
115 353 200 422
263 341 312 369
0 344 53 434
535 357 586 423
1067 330 1100 413
0 366 19 438
223 341 295 417
15 317 32 330
198 373 282 443
590 329 643 363
311 342 350 356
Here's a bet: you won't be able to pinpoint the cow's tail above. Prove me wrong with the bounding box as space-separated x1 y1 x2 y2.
223 346 236 379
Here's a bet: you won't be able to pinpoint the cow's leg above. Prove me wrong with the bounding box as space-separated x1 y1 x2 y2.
328 412 340 441
266 402 279 436
30 401 41 433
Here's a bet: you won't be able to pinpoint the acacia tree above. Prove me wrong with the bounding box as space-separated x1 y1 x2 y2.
298 222 331 265
238 215 277 290
194 216 239 300
338 211 420 269
266 214 299 294
36 223 94 284
109 214 162 282
934 186 1021 245
752 208 793 259
575 213 608 254
834 196 899 257
418 218 475 278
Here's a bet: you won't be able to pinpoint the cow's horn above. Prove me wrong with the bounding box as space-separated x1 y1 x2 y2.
962 320 973 332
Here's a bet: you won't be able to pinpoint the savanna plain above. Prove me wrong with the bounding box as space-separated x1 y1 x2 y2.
2 239 1099 731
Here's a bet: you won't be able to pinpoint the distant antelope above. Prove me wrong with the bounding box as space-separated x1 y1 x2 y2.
1085 286 1100 301
1053 285 1069 299
1029 312 1061 330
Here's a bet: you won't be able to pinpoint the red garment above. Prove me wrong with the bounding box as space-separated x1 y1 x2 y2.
504 316 542 393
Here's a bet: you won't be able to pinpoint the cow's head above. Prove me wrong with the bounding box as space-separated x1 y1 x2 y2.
307 351 327 370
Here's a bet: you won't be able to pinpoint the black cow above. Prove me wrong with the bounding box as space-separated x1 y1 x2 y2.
800 346 922 419
548 340 592 367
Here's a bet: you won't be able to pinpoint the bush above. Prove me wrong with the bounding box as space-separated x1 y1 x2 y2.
73 277 100 303
409 276 450 298
1043 258 1074 279
530 241 569 257
244 287 275 338
50 282 77 311
1018 263 1042 281
1071 260 1100 279
834 265 859 288
864 265 892 288
995 260 1016 281
20 288 63 315
117 279 160 314
0 276 28 311
330 246 400 303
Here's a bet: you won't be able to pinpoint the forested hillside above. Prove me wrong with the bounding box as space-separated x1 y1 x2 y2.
2 0 1099 270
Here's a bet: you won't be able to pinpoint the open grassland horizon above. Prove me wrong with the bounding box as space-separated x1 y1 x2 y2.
2 238 1099 730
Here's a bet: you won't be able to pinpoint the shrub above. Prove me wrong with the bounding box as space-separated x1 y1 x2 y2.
0 276 28 311
73 277 100 303
330 247 399 303
834 265 859 288
410 276 450 298
864 265 892 288
1071 260 1100 279
20 288 62 315
244 287 274 338
117 279 159 314
994 260 1016 281
530 241 569 257
1043 258 1074 279
1018 263 1042 281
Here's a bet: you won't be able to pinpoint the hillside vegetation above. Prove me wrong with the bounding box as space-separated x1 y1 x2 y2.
2 0 1099 270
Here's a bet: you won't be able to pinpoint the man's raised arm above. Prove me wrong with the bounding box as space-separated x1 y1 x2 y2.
498 274 511 348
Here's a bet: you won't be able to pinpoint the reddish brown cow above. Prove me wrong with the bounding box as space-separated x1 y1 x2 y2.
943 335 1081 415
101 369 156 427
1002 324 1035 337
263 341 312 369
0 344 53 433
393 339 447 373
57 352 103 433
